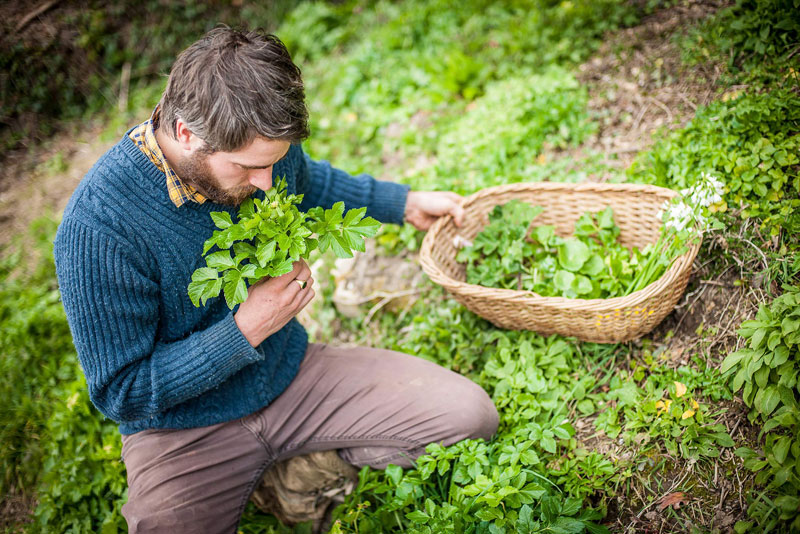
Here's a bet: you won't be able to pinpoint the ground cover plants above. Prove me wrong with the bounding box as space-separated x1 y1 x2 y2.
2 0 800 533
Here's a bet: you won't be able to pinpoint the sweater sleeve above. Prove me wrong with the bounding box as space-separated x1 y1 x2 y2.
54 219 262 423
296 149 410 225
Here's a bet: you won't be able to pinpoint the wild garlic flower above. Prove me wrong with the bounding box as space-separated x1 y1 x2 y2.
656 172 726 234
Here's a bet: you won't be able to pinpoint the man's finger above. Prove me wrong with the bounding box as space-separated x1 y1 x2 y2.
452 203 465 227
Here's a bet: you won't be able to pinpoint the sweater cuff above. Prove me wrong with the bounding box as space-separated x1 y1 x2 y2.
372 181 411 225
200 313 262 377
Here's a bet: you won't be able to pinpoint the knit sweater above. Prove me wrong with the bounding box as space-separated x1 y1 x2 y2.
54 132 409 434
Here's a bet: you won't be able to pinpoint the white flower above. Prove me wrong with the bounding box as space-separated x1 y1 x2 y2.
660 171 726 234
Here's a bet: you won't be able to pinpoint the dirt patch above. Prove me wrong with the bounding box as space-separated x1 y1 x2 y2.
575 0 730 179
0 488 35 533
0 121 112 246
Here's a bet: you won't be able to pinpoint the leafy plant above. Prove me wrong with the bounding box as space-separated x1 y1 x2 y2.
188 178 380 309
681 0 800 85
457 201 665 299
628 90 800 236
721 286 800 531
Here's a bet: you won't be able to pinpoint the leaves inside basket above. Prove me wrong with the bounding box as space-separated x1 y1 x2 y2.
455 200 682 299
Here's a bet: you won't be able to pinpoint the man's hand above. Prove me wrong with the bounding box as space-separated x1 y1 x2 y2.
234 260 315 347
404 191 464 231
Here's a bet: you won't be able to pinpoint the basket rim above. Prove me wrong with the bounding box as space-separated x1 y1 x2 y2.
419 181 701 313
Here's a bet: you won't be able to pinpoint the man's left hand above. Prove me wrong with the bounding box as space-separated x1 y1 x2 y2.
404 191 464 231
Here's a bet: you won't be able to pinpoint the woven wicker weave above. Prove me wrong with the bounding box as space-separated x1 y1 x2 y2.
419 182 700 343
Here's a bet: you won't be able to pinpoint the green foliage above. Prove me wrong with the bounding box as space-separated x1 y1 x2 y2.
0 0 299 152
33 383 127 534
595 372 734 461
431 67 597 192
297 0 639 177
722 286 800 531
681 0 800 85
189 178 379 308
457 201 666 299
10 0 795 532
628 90 800 236
0 219 76 499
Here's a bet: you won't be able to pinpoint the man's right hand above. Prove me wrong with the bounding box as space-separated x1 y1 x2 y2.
234 260 315 347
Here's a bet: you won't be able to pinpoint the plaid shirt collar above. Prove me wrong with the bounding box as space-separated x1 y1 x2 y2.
128 107 207 207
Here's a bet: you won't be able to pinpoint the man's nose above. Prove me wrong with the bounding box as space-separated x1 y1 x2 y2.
248 167 273 191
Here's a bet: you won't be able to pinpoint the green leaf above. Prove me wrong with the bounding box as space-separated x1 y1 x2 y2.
573 274 593 295
532 225 555 245
222 271 248 309
349 216 381 236
210 211 234 229
325 202 345 226
781 317 800 335
342 206 367 226
540 436 557 454
772 436 791 464
554 270 575 292
721 349 749 374
552 517 585 534
760 385 781 415
405 510 430 523
191 267 219 282
206 250 236 270
343 228 367 253
330 233 353 259
750 328 767 350
581 255 604 276
317 233 332 253
271 258 295 277
256 241 277 267
557 239 590 272
516 504 537 533
385 464 403 485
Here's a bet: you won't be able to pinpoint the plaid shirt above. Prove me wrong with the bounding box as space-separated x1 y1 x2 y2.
128 107 206 207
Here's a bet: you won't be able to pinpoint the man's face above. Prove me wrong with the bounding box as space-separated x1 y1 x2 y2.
173 137 291 206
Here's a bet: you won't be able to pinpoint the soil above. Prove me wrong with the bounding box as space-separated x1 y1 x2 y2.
575 0 732 177
0 121 111 246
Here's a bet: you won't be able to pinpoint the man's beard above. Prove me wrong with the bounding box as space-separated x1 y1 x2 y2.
173 151 255 206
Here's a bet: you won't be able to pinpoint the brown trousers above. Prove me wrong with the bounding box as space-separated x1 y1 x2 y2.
120 343 499 533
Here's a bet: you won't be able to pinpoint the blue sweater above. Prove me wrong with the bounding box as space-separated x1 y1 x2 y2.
54 133 409 434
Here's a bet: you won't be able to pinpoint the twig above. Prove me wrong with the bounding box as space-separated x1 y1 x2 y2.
648 96 674 124
740 237 769 271
15 0 60 32
699 280 728 287
363 289 421 326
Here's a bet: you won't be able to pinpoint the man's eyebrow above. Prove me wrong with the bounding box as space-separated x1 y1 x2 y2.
233 147 291 169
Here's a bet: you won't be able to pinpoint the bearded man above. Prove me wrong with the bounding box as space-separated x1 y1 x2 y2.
54 27 498 533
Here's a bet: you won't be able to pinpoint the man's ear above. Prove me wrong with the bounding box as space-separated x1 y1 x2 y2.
174 119 205 152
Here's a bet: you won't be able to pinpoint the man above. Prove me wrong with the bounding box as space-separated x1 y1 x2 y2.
54 27 498 533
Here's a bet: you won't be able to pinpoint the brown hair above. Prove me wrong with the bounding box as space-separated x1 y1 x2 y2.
159 27 309 152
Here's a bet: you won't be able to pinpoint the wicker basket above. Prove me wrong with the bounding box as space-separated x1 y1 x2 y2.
419 182 700 343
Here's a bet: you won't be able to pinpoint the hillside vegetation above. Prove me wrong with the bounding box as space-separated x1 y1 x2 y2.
1 1 799 533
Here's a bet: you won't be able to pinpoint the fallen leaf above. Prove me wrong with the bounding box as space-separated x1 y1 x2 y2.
681 409 696 420
657 491 689 511
674 381 687 398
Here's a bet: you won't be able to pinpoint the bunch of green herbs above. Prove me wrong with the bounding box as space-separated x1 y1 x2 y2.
188 177 380 309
